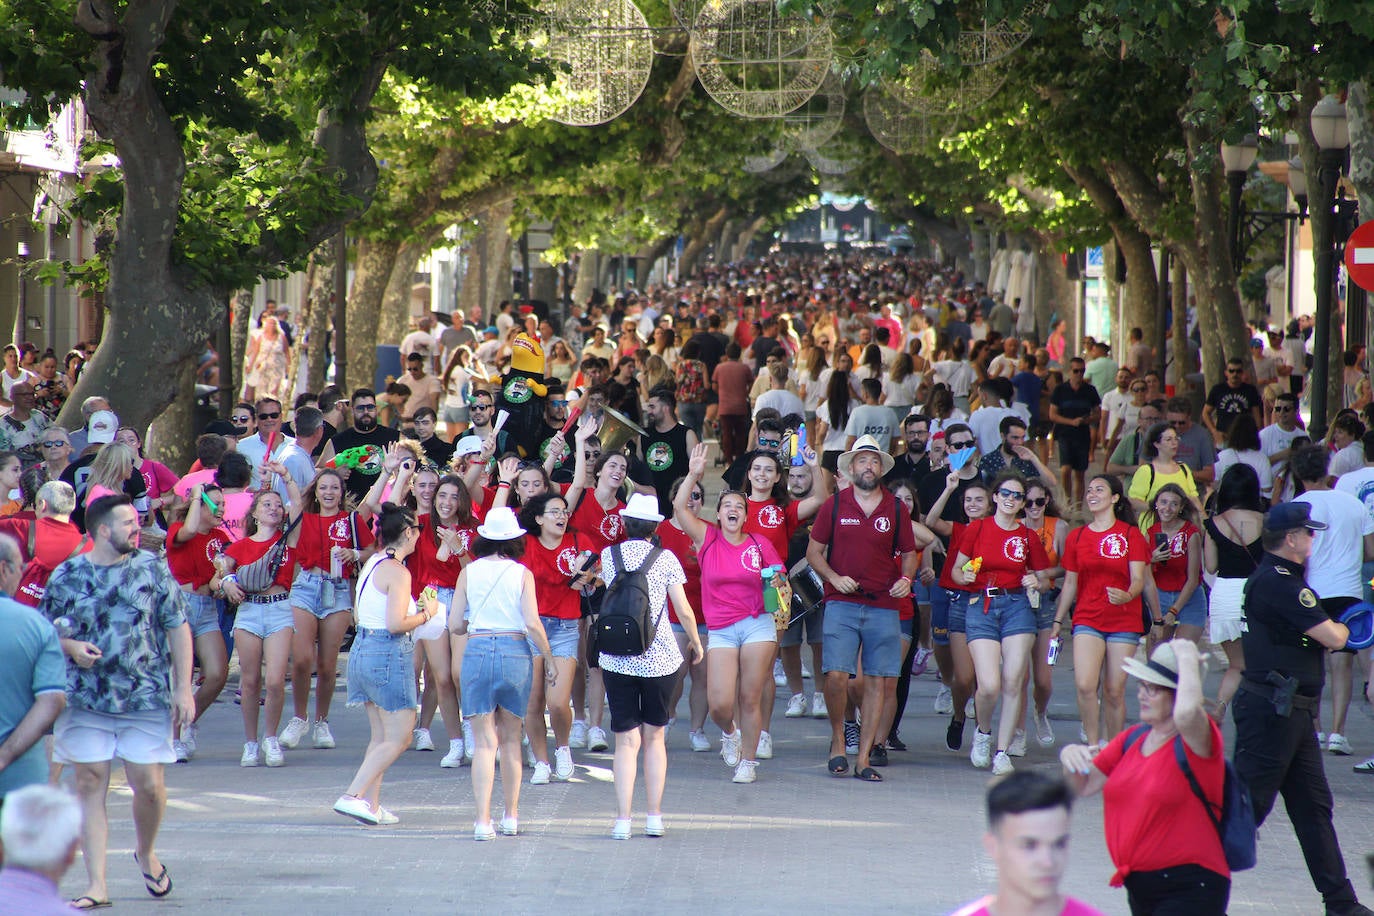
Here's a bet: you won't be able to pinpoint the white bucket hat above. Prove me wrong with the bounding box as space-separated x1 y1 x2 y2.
476 507 525 541
837 434 895 479
619 492 664 524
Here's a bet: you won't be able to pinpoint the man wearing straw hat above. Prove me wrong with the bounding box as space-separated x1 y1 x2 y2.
806 435 918 783
1235 502 1373 916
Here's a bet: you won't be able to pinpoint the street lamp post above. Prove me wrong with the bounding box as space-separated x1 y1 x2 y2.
1221 135 1259 273
1309 94 1350 439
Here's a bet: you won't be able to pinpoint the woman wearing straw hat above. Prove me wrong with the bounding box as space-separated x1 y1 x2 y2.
448 507 555 841
1059 640 1229 915
600 492 703 838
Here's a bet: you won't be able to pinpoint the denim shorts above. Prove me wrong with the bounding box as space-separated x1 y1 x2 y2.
1036 588 1061 630
899 616 914 639
709 613 777 650
1072 623 1142 645
911 581 933 604
461 634 533 717
671 621 709 640
964 592 1037 642
1158 587 1207 629
531 616 581 659
821 600 902 677
779 601 824 648
233 596 295 639
346 627 417 713
931 586 969 647
184 592 225 639
289 571 355 618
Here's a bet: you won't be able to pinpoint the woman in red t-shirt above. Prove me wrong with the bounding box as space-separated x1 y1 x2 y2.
517 492 597 783
657 476 710 750
1017 480 1067 753
216 471 301 768
1051 474 1148 747
281 469 375 754
1060 640 1229 914
410 474 478 767
165 482 233 758
1143 484 1205 647
950 472 1051 775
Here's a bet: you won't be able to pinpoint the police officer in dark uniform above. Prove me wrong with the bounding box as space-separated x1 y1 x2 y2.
1236 502 1373 916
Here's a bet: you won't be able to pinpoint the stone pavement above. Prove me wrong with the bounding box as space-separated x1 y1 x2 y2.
56 651 1374 915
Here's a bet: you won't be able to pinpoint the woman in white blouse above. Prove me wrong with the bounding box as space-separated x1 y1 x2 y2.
449 507 555 841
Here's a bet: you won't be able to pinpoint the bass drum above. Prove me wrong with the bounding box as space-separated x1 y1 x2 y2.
789 557 826 621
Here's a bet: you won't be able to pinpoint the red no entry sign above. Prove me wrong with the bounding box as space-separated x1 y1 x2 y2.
1344 220 1374 292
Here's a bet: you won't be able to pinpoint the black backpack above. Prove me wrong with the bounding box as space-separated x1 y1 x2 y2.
591 544 664 657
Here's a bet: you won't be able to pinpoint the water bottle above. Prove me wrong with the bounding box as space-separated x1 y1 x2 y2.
1047 636 1061 666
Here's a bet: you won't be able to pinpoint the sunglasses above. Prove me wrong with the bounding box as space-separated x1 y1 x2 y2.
948 440 974 450
757 438 782 449
40 440 67 448
231 415 253 423
1026 496 1048 507
585 451 602 460
1273 405 1294 413
550 400 568 407
1130 386 1147 393
995 488 1026 501
470 403 492 411
257 411 280 420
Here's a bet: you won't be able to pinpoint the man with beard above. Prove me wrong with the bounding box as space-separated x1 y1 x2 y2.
465 387 514 459
39 496 194 908
977 416 1051 485
780 461 826 719
886 412 932 487
632 385 699 518
328 388 401 502
806 436 918 782
528 380 571 476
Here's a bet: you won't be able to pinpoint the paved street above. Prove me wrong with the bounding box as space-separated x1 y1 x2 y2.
57 649 1374 915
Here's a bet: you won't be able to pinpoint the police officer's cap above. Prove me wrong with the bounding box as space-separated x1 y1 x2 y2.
1263 502 1328 534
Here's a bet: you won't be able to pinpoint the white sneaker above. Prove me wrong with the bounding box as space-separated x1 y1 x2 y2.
413 727 435 752
173 739 190 763
970 730 993 769
522 734 537 766
1317 731 1327 748
240 741 260 767
182 723 197 757
757 731 773 759
587 726 610 752
569 720 589 748
645 814 665 837
801 664 812 679
732 759 759 783
530 761 551 785
1329 733 1353 755
965 697 976 718
934 685 954 715
689 729 711 752
462 720 475 759
773 659 787 687
263 736 285 767
1034 711 1056 747
611 818 632 840
312 719 336 749
441 742 465 768
991 750 1015 776
278 716 308 750
334 795 378 825
811 692 828 718
720 730 742 767
474 822 496 842
498 816 519 837
374 807 400 826
554 746 575 780
785 693 808 717
1008 729 1027 757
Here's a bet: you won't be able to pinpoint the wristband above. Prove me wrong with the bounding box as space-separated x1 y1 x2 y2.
497 481 511 488
1053 618 1064 625
896 575 912 584
223 574 238 584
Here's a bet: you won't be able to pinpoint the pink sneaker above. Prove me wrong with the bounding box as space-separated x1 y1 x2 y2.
911 647 933 676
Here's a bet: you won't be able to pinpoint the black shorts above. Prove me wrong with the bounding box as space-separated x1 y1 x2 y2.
1322 596 1360 655
1056 431 1091 471
602 670 677 732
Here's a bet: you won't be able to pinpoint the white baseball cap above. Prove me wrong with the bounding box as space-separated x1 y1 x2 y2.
87 410 118 445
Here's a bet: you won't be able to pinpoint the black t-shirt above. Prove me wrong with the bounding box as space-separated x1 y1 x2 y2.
1240 552 1329 694
605 379 642 426
1205 382 1262 434
749 335 783 371
632 423 693 518
533 422 572 478
917 470 977 576
884 452 931 490
688 331 725 376
1050 381 1100 440
330 425 401 500
418 434 455 469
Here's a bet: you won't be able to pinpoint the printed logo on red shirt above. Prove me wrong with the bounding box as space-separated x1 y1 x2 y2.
204 536 226 564
556 546 580 576
874 515 892 533
756 504 785 528
1168 531 1187 557
1099 533 1129 559
1004 536 1027 562
454 528 473 557
600 513 625 542
328 517 351 541
741 544 764 572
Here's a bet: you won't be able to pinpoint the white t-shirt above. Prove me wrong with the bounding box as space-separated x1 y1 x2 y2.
463 557 528 631
883 373 922 408
1100 389 1134 438
932 360 975 397
1259 422 1306 459
1330 442 1365 479
1334 466 1374 527
1296 489 1374 599
0 368 36 399
986 354 1018 379
399 330 438 362
753 388 805 419
844 404 895 451
968 404 1024 454
1214 448 1274 497
815 400 850 451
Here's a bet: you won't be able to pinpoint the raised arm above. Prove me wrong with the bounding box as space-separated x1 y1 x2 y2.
793 446 830 520
674 443 711 546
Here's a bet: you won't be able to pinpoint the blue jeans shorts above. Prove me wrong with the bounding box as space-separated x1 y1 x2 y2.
461 634 534 717
346 627 417 713
964 592 1036 642
899 616 914 639
821 600 902 678
671 621 709 641
289 571 355 618
233 596 294 639
1036 588 1061 630
931 586 968 646
531 616 581 659
709 614 777 650
184 592 224 639
1072 623 1142 645
1157 587 1207 629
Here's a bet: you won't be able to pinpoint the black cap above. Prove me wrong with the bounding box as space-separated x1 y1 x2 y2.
202 419 238 437
1264 502 1328 533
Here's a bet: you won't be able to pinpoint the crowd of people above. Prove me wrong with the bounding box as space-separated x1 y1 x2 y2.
2 252 1374 914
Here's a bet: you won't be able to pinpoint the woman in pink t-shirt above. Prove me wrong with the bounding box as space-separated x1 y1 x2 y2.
673 444 783 785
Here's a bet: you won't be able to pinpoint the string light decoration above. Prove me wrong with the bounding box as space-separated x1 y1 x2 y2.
743 146 791 172
861 84 941 154
691 0 833 118
542 0 655 127
956 15 1031 66
782 70 845 151
881 51 1005 116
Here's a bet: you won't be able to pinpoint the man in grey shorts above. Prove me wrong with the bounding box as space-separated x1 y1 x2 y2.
781 461 826 719
40 495 194 907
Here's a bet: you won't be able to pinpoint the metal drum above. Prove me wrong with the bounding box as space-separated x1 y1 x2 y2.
789 557 826 621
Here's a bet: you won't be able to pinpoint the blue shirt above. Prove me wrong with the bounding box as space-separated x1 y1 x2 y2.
0 597 66 797
1011 370 1043 422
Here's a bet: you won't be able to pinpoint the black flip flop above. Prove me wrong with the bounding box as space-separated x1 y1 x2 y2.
853 766 883 783
827 754 849 776
70 897 112 910
135 852 173 898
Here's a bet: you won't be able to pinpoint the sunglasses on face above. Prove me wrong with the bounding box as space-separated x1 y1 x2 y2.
470 403 492 411
550 400 568 408
257 411 280 420
40 440 67 448
1026 496 1048 507
585 451 602 460
948 440 974 450
231 415 253 423
995 488 1026 501
1273 405 1294 413
757 438 782 449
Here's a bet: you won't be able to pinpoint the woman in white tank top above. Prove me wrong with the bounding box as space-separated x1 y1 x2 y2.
449 507 555 841
332 504 439 827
